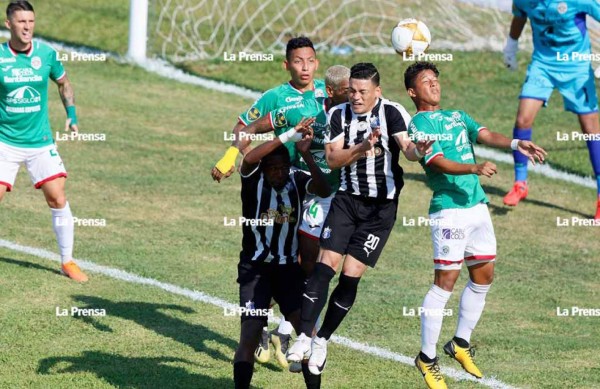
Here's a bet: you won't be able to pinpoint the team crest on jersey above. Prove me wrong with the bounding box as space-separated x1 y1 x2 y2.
315 89 325 98
322 226 332 239
442 245 450 255
374 145 383 157
275 112 287 128
557 2 567 14
30 56 42 70
452 111 461 120
248 107 261 121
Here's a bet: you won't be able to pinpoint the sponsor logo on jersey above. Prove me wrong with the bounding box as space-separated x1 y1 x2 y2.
30 56 42 70
1 66 12 72
452 111 461 120
0 57 16 64
442 228 465 240
6 85 41 105
455 129 470 152
275 112 287 128
4 67 42 83
247 107 260 121
285 96 303 103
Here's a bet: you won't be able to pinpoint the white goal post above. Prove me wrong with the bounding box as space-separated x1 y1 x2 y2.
128 0 149 63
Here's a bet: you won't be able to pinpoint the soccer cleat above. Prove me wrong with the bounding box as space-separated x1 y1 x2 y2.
308 336 327 375
503 181 528 206
415 354 447 389
443 340 483 378
287 333 311 363
61 261 88 283
594 198 600 220
254 328 270 363
269 329 291 368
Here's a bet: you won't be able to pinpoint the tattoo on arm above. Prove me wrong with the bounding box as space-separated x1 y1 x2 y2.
58 78 75 107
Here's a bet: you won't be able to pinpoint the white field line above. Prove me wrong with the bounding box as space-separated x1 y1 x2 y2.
0 31 592 189
0 239 518 389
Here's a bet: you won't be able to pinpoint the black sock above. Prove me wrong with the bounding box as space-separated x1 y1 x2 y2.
302 362 322 389
300 263 336 335
233 361 253 389
453 336 469 348
317 274 360 340
419 351 435 363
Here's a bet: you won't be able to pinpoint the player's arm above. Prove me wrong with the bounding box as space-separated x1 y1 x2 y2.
429 156 498 178
476 128 546 165
324 108 378 169
239 118 313 175
297 132 331 198
54 74 78 132
503 2 528 71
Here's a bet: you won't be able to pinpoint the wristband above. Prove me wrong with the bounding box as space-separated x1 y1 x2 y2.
510 139 520 151
215 146 239 174
414 147 423 159
66 105 78 126
278 127 303 144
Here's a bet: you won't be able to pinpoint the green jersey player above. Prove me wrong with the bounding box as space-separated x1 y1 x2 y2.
0 1 87 282
405 62 546 389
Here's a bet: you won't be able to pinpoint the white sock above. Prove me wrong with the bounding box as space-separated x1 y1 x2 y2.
51 202 74 264
455 280 491 343
277 317 293 335
421 284 452 359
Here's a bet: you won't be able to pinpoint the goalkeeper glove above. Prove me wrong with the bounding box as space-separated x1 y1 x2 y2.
503 36 518 71
215 146 239 174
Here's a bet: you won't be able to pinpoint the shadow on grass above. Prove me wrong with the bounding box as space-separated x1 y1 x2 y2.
71 295 237 363
37 352 231 389
403 172 591 218
0 257 61 276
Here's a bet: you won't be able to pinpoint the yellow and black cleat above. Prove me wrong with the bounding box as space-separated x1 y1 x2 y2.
415 354 448 389
443 340 483 378
254 329 270 363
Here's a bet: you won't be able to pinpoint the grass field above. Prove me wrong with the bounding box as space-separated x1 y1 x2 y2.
0 2 599 388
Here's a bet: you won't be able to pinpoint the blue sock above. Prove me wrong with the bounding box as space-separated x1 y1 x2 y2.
513 127 532 182
586 139 600 197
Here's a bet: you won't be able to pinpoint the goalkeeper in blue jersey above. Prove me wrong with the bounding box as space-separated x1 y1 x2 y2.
503 0 600 219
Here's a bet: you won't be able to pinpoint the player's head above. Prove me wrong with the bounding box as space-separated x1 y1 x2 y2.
262 145 291 190
5 1 35 48
348 63 381 114
325 65 350 106
404 61 441 109
284 36 319 91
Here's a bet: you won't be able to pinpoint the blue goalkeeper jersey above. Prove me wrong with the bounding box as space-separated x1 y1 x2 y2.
513 0 600 69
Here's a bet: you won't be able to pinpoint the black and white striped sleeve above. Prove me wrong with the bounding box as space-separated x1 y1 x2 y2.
325 106 344 144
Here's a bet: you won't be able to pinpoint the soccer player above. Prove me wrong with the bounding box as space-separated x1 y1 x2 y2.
287 63 433 375
233 122 331 389
404 61 546 389
502 0 600 219
211 37 324 368
0 1 87 282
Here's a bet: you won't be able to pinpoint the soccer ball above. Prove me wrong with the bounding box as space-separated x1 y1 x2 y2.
391 18 431 56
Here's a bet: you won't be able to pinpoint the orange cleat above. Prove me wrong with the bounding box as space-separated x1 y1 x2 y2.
503 181 528 206
61 261 89 282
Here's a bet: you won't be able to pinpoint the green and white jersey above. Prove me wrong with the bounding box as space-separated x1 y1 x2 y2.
408 109 488 214
238 79 327 126
267 90 340 191
0 40 66 148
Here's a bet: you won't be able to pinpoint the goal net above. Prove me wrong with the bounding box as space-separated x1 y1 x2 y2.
149 0 600 62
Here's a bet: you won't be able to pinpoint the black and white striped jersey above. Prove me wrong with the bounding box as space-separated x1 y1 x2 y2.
325 98 412 200
240 164 311 264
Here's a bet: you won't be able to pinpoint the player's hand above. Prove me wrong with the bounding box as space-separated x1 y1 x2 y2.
517 140 547 165
65 118 78 133
415 139 435 156
211 165 235 183
595 66 600 79
473 161 497 177
361 128 381 152
296 128 314 154
503 37 518 71
294 117 316 132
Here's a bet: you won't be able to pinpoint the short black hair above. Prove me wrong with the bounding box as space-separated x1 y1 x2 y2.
6 1 34 19
404 61 439 90
350 63 380 86
286 36 315 61
262 145 291 166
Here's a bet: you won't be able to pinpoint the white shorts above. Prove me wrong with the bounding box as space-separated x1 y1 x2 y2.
298 193 333 240
430 203 496 270
0 141 67 191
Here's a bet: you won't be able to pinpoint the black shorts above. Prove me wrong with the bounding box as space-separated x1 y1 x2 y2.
237 260 305 323
319 191 397 267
